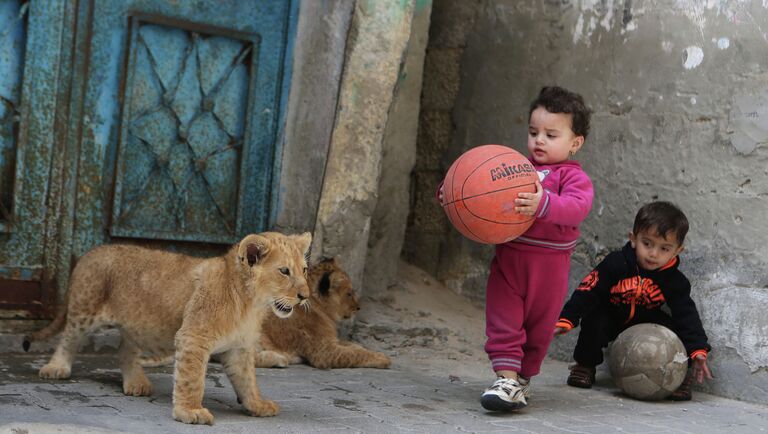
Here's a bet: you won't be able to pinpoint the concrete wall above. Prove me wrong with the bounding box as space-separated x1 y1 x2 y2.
364 2 432 295
312 0 432 294
406 0 768 403
267 0 433 296
273 0 354 235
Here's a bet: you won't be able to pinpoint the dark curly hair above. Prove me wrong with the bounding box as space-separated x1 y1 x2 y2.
633 201 689 245
529 86 591 138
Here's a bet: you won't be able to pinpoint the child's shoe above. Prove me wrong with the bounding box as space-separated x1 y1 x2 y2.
566 364 596 388
518 375 531 400
480 376 528 411
667 369 694 401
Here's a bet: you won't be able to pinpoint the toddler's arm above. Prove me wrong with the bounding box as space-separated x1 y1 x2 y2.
666 276 711 358
534 168 593 226
557 251 624 331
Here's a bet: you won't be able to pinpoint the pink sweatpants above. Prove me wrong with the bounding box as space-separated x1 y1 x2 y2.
484 243 571 378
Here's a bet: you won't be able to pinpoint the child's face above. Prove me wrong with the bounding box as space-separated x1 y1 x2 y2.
629 229 684 271
527 107 584 165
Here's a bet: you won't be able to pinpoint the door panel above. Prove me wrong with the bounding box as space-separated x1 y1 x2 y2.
73 0 295 256
111 20 251 243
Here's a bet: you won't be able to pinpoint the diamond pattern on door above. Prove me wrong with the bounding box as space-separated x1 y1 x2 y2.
111 22 254 243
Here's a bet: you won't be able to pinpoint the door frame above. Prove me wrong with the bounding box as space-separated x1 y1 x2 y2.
0 0 79 319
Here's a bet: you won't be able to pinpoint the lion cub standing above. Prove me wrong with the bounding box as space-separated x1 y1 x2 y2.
24 232 312 425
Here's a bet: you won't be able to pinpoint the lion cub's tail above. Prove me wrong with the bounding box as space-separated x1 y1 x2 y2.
139 354 175 367
22 301 68 352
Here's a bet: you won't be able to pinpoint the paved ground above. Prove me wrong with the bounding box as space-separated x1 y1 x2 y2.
1 263 766 433
1 354 766 433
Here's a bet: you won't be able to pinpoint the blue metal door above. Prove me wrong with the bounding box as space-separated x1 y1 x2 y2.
74 0 296 253
0 0 296 318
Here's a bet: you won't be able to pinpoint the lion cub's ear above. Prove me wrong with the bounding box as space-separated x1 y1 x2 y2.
317 272 332 296
293 232 312 256
238 234 269 267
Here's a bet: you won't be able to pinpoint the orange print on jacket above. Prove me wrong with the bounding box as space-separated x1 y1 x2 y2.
609 276 665 308
576 270 599 291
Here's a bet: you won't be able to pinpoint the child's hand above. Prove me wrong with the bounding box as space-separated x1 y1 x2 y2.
515 180 543 216
692 354 713 384
437 185 445 205
553 326 569 336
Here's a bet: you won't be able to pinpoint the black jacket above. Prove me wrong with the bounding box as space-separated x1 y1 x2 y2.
558 242 711 356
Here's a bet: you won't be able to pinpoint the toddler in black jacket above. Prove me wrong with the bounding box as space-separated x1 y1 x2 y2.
554 201 712 400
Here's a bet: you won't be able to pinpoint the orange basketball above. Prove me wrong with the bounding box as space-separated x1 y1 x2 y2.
442 144 538 244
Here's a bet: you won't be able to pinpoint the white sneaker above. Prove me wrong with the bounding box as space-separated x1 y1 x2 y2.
480 377 528 411
518 376 531 400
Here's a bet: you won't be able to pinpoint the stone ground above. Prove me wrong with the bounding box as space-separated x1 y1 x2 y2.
1 262 766 433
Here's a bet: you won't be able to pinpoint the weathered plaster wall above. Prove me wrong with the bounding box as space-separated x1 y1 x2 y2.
273 0 354 235
408 0 768 403
313 0 432 290
364 3 432 295
248 0 435 297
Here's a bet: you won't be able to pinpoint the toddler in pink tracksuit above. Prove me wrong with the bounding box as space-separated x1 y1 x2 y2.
440 86 594 412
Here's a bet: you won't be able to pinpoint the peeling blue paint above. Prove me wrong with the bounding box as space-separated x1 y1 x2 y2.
73 0 296 248
93 30 122 164
415 0 432 12
0 0 68 315
0 0 26 232
0 265 41 282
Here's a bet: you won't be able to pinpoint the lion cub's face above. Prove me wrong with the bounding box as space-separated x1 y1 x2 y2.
237 232 312 319
311 257 360 321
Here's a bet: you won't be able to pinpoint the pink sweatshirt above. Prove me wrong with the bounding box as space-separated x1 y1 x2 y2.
508 160 593 252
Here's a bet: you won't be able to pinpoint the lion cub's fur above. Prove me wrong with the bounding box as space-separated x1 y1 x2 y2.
142 257 391 370
255 257 391 369
25 232 312 425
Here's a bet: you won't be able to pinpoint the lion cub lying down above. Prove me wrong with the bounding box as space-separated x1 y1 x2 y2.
24 232 311 425
255 257 391 369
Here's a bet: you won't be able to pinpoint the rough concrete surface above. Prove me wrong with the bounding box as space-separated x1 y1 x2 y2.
2 263 766 433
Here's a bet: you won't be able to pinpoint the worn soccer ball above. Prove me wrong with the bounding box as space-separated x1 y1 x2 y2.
608 323 688 400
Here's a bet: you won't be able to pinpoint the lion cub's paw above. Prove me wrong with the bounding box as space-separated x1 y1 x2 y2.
39 363 71 379
244 398 280 417
123 377 153 396
256 350 290 368
172 406 214 425
372 353 392 369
